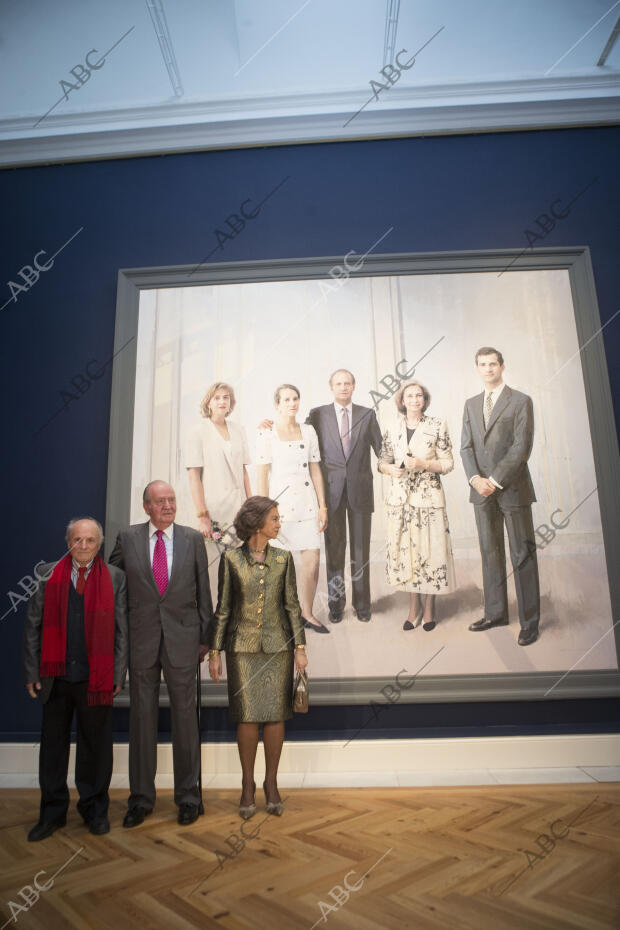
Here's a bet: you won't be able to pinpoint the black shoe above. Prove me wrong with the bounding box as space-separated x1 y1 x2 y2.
303 617 330 634
469 617 509 632
88 816 110 836
403 606 424 631
518 628 539 646
178 803 200 826
329 612 343 623
355 610 371 622
422 594 436 631
28 816 66 842
123 806 151 828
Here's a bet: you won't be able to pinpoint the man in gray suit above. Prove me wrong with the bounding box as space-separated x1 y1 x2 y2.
109 480 213 826
23 517 128 840
460 347 540 646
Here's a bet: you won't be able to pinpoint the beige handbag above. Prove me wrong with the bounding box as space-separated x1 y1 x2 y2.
292 670 309 713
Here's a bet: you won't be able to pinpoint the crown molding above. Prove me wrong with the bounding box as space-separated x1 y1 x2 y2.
1 72 619 167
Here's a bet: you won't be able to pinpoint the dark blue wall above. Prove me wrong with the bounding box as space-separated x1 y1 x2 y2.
2 126 619 741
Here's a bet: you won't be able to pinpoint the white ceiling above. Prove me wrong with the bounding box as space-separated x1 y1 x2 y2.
0 0 619 166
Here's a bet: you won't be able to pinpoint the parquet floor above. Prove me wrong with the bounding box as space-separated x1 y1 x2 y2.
0 785 618 930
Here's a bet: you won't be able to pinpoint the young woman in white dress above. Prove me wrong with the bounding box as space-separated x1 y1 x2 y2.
185 381 251 546
256 384 329 634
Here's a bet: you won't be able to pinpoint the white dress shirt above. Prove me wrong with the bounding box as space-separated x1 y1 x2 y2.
148 522 174 576
71 558 94 589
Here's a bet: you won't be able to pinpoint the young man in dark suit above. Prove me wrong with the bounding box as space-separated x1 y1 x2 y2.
460 347 540 646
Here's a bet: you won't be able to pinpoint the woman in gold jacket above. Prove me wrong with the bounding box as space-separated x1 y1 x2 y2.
208 496 307 819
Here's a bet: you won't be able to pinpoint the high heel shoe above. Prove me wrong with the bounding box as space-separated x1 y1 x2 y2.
422 595 436 632
403 607 424 631
239 782 256 820
263 781 283 816
303 616 330 634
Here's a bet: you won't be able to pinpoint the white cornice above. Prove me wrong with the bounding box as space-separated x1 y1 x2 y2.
1 73 619 167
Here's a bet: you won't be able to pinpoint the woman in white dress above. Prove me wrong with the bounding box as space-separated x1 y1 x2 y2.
378 380 456 631
185 381 251 547
256 384 329 634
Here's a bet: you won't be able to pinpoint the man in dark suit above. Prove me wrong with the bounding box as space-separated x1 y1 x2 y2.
23 517 128 840
109 480 213 827
307 369 383 622
460 347 540 646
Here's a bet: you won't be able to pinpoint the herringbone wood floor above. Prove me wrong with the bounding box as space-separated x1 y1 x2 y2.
0 785 618 930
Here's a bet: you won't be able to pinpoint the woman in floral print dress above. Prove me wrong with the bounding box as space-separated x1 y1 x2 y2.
378 380 456 631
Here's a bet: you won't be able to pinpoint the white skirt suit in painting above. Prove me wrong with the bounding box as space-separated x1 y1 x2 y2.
380 414 456 594
255 424 321 551
184 419 251 528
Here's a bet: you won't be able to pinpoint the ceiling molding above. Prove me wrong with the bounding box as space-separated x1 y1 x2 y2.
2 73 619 167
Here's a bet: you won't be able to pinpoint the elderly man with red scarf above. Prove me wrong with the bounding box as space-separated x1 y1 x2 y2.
22 517 128 841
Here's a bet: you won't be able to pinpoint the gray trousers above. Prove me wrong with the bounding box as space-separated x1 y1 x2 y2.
128 636 200 810
474 498 540 632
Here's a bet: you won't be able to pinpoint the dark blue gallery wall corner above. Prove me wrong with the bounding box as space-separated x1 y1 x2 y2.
1 125 619 740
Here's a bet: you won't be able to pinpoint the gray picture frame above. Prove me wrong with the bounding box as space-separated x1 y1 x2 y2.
106 246 620 706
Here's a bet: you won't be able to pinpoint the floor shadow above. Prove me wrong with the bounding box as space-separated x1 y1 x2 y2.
370 594 395 615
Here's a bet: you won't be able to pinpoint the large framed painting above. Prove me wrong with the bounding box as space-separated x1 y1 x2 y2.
106 247 620 704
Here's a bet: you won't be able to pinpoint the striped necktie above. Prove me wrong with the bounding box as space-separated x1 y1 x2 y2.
340 407 351 457
484 391 493 428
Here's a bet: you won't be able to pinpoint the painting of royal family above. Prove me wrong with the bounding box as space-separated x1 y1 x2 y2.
129 270 617 680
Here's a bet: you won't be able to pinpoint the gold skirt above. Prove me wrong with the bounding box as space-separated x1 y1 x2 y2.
226 650 294 723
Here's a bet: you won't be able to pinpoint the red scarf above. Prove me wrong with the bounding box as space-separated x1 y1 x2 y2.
40 553 115 705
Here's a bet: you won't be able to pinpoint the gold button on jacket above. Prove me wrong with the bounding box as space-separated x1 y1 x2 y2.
210 543 305 654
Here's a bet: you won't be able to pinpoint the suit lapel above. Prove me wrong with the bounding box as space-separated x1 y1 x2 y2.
210 419 237 486
167 523 187 593
392 416 407 463
347 405 365 459
408 415 431 457
470 392 486 443
324 405 345 462
486 386 512 435
132 522 160 597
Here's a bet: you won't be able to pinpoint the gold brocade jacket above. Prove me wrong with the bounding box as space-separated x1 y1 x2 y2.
210 543 306 653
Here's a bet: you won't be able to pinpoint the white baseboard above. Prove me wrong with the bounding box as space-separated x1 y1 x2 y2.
1 734 618 788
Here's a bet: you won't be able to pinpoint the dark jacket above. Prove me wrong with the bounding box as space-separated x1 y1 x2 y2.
22 561 128 704
460 385 536 507
109 521 213 670
307 403 382 512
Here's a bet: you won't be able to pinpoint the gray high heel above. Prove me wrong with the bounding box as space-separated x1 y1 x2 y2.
239 782 256 819
239 803 257 820
263 781 283 816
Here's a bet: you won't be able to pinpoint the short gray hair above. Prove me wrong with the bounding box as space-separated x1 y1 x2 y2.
65 517 104 547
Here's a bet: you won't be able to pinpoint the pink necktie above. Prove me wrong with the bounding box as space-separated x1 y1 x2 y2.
341 408 351 458
153 530 168 595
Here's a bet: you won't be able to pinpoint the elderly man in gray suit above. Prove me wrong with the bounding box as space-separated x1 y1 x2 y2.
109 480 213 827
460 347 540 646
